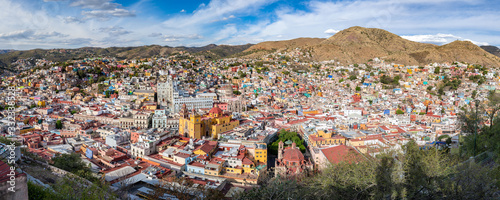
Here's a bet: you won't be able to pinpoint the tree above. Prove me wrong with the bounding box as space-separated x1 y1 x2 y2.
434 66 440 74
355 86 361 91
348 75 357 81
52 153 97 182
55 120 62 129
486 91 500 129
396 109 404 115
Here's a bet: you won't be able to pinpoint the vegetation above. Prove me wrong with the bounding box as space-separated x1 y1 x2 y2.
55 120 62 129
396 109 404 115
51 153 97 182
380 75 400 85
237 140 499 200
28 177 116 200
269 130 306 154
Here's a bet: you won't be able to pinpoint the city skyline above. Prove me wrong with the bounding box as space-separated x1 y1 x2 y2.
0 0 499 50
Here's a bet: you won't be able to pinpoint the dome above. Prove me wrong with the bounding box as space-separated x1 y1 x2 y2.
209 105 223 115
282 148 304 162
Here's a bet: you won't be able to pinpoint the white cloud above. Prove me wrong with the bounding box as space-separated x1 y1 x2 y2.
324 29 339 35
0 30 67 40
162 0 273 29
82 8 135 19
63 16 84 24
402 33 489 46
98 26 131 36
180 9 186 13
0 30 35 40
70 0 121 10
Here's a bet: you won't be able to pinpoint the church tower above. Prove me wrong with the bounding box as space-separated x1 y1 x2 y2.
278 141 284 160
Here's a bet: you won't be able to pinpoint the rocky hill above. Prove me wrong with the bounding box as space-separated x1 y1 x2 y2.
481 45 500 58
245 26 500 67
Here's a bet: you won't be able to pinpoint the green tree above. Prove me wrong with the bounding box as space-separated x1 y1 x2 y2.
434 66 440 74
355 86 361 91
55 120 62 129
396 109 404 114
348 75 357 81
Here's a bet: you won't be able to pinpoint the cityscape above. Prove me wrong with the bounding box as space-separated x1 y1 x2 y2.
0 0 499 200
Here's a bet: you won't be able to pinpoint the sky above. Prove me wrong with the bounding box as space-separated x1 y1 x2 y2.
0 0 499 50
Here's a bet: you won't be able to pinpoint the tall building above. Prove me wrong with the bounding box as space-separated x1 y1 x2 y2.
178 104 239 139
157 77 174 107
157 77 214 113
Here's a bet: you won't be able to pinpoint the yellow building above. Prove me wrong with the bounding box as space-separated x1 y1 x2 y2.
37 100 46 107
19 127 35 135
179 104 239 139
247 143 268 164
308 130 346 147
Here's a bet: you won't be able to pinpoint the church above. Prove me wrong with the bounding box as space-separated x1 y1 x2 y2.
275 141 314 177
178 104 239 139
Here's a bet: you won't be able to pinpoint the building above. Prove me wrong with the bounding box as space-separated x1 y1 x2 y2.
134 112 152 129
179 104 239 139
172 93 213 113
275 141 313 177
152 109 168 128
157 78 174 107
0 160 28 200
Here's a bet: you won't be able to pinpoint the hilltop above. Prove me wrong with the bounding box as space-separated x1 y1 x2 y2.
245 26 500 67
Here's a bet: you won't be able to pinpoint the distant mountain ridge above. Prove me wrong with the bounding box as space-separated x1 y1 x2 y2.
0 50 14 54
246 26 500 67
1 26 499 71
481 45 500 58
0 44 253 69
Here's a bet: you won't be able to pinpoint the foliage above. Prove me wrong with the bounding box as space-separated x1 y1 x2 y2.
355 86 361 91
380 75 400 85
348 75 357 81
237 140 499 200
52 153 97 182
269 129 306 154
396 109 404 115
458 101 500 161
233 90 241 95
469 74 486 85
29 177 116 200
0 136 21 146
55 120 62 129
434 66 440 74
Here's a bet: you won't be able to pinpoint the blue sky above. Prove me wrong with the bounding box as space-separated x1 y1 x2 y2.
0 0 499 50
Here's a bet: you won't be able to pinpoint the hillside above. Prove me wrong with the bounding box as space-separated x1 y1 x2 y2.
245 38 325 52
0 44 254 70
245 26 500 67
481 45 500 58
0 50 14 54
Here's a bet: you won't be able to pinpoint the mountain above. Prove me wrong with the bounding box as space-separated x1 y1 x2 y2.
0 44 254 70
481 45 500 58
245 26 500 67
0 50 14 54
